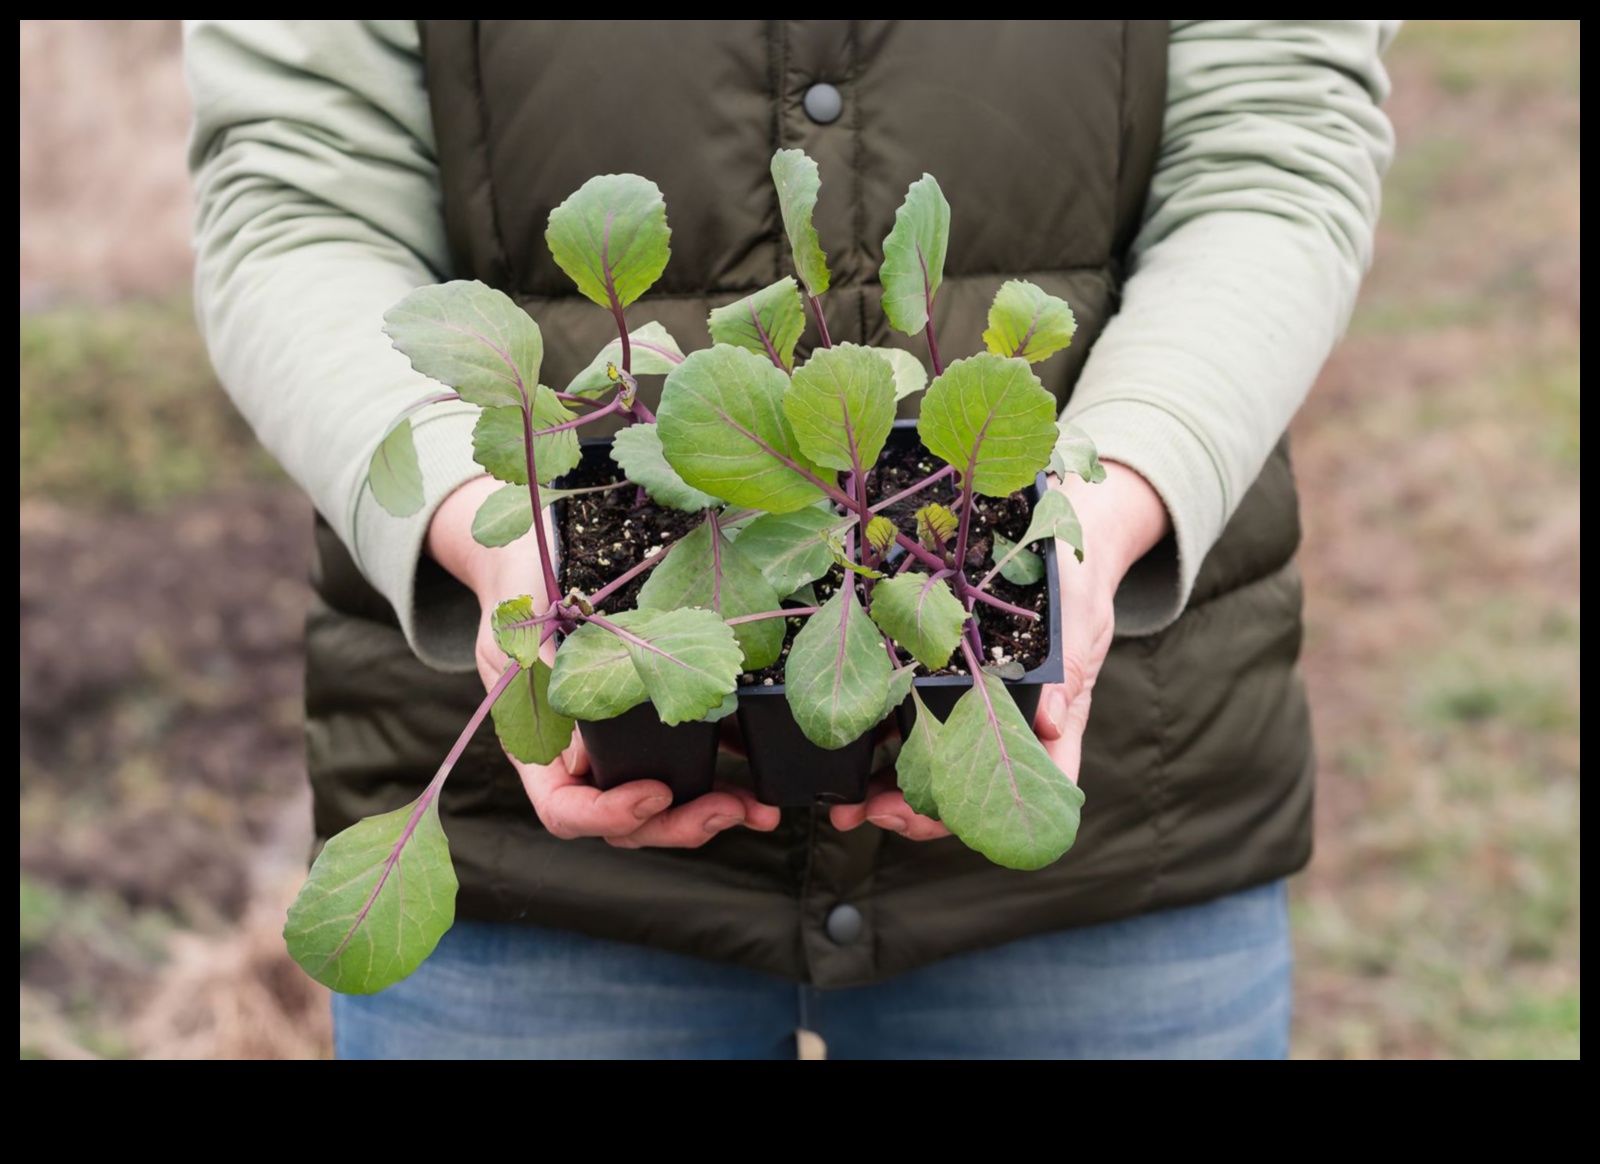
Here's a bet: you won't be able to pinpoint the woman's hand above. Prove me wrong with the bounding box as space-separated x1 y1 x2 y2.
830 461 1170 840
428 476 780 847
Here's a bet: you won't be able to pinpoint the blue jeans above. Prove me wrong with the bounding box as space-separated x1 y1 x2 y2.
334 879 1290 1060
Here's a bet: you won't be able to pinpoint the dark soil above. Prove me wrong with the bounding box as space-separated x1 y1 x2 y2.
555 436 1051 683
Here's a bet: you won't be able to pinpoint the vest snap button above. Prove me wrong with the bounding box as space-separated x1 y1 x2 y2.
803 82 843 125
825 903 863 945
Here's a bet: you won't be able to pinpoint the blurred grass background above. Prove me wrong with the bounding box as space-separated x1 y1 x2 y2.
18 20 1579 1059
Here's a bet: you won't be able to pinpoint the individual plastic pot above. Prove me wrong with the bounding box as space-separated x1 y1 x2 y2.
734 684 876 808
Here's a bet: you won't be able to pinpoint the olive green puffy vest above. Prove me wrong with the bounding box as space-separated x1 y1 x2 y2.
306 20 1314 988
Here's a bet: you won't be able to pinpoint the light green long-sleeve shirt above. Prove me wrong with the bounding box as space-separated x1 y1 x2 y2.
185 20 1396 672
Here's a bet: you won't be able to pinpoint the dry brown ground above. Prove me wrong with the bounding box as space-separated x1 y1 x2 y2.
19 20 1580 1059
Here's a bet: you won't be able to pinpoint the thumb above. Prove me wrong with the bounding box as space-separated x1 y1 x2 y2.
1033 685 1070 741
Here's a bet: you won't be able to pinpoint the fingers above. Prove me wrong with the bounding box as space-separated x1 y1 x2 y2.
830 778 950 842
516 754 675 840
1034 684 1070 741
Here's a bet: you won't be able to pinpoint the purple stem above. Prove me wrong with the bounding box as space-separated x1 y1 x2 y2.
725 606 820 626
969 587 1040 622
553 391 604 409
521 409 561 604
630 398 657 424
585 536 679 609
808 294 834 349
531 396 624 437
918 247 944 377
750 299 788 370
870 464 956 513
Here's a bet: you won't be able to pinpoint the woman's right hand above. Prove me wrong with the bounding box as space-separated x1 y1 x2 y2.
427 475 780 848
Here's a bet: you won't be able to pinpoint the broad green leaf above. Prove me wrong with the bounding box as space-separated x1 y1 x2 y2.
734 508 838 595
614 608 744 726
896 689 942 820
609 423 719 512
545 174 671 310
490 595 546 667
491 660 574 766
880 174 951 336
784 587 893 750
708 277 806 371
770 149 831 296
933 672 1084 870
471 388 581 486
786 582 820 607
822 531 886 579
1050 420 1107 484
565 322 686 397
874 347 929 401
982 280 1078 364
368 416 423 517
384 280 542 410
865 515 897 555
991 530 1044 585
918 353 1057 497
637 521 784 670
1016 489 1084 564
548 620 648 721
284 792 455 994
916 503 958 548
472 484 533 547
882 665 918 719
657 345 828 513
784 344 897 472
869 572 967 671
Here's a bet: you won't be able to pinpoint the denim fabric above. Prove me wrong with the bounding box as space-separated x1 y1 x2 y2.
334 879 1291 1060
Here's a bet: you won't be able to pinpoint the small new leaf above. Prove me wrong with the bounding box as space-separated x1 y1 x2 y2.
932 672 1084 871
918 353 1057 497
784 344 898 472
915 503 958 549
897 689 942 820
869 572 967 671
368 416 423 517
490 596 545 667
771 149 831 296
784 588 893 750
545 174 671 311
565 322 685 397
383 280 543 411
982 280 1077 364
284 793 456 994
1015 489 1084 564
471 484 533 547
880 174 951 336
610 423 719 512
707 278 806 371
1050 420 1107 484
991 530 1044 585
822 531 886 580
491 660 574 767
865 515 898 555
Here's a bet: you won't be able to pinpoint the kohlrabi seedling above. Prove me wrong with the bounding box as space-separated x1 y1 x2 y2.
285 150 1105 995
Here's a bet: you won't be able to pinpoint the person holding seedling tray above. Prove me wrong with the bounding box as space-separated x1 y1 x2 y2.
186 20 1395 1058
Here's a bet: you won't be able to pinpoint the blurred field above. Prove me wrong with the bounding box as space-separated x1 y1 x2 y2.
18 20 1579 1059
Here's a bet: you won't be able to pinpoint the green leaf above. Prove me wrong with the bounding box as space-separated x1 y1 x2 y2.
490 596 545 667
471 484 533 547
284 792 456 994
874 347 928 401
612 608 744 726
883 665 918 719
733 508 838 595
786 582 820 607
368 416 423 517
896 689 942 820
916 503 959 548
1050 420 1107 484
880 174 951 337
770 149 831 296
918 353 1057 497
609 423 719 512
933 672 1084 870
784 344 897 473
822 531 886 579
865 515 897 555
1017 489 1084 563
704 692 739 723
982 280 1078 364
784 587 893 749
545 174 671 310
657 345 828 513
637 521 784 670
565 322 686 397
384 280 543 410
707 278 806 371
548 620 647 721
869 572 967 671
991 530 1044 585
471 388 581 486
491 660 574 766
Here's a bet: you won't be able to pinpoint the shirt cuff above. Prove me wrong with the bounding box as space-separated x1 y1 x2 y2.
349 405 486 672
1062 398 1227 637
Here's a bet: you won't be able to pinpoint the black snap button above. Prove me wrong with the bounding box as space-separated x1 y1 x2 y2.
803 82 843 125
825 903 863 945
